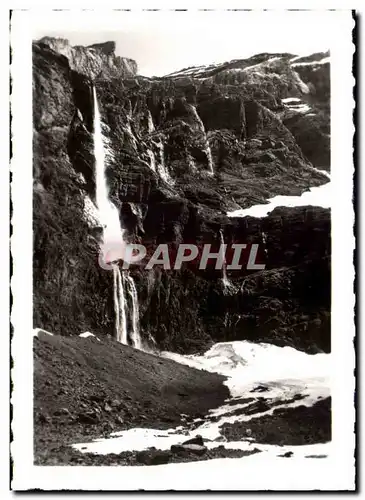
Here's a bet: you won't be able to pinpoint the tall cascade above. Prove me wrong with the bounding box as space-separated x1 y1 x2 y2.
113 266 128 345
125 274 142 349
219 230 230 288
156 140 174 185
219 230 235 291
93 86 142 348
190 104 214 174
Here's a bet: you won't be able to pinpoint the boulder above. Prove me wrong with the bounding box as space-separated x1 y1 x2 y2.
181 444 207 455
170 444 186 454
135 449 171 465
77 411 100 425
278 451 294 458
182 435 204 446
170 443 207 456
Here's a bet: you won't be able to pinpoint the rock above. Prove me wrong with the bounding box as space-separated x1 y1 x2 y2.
77 411 99 425
170 445 185 454
160 415 174 423
89 395 105 403
248 138 263 148
181 444 207 455
135 449 171 465
244 400 270 415
38 413 51 423
260 151 276 163
182 435 204 446
250 385 269 393
278 451 294 458
110 399 122 408
103 421 115 431
171 442 207 456
37 37 138 80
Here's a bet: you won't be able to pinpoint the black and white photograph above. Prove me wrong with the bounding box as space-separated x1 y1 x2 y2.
10 7 355 491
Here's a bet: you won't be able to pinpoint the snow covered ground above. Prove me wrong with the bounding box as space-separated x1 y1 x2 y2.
33 328 53 337
227 178 331 218
79 331 101 341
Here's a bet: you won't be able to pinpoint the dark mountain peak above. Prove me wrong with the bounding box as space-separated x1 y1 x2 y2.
87 41 116 56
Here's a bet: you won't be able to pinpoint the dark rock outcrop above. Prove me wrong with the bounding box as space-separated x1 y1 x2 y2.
136 449 171 465
221 397 331 445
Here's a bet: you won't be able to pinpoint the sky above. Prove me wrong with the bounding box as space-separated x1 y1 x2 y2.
31 10 335 76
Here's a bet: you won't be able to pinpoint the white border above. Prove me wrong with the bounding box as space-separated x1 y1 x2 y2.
10 8 355 491
1 7 10 498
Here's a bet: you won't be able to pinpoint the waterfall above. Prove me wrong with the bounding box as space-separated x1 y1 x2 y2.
147 149 156 172
190 104 214 174
113 266 128 344
147 110 155 133
93 86 142 349
125 274 141 349
156 140 174 186
93 86 125 249
219 230 236 292
219 230 230 289
147 139 174 186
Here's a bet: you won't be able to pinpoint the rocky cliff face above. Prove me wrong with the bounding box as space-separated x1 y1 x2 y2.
37 37 138 80
32 39 331 354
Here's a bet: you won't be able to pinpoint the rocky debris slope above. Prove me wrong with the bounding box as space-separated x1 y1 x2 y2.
32 38 331 354
34 332 228 465
34 332 330 466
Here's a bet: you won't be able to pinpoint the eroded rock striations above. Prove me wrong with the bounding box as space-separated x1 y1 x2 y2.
33 38 331 354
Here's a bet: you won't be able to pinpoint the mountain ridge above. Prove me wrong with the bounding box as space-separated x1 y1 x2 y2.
32 37 331 354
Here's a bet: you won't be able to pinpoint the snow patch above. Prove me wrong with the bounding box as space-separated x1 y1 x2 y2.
281 97 301 103
33 328 53 338
79 331 100 341
227 180 331 218
286 103 311 114
243 56 280 72
292 57 330 67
